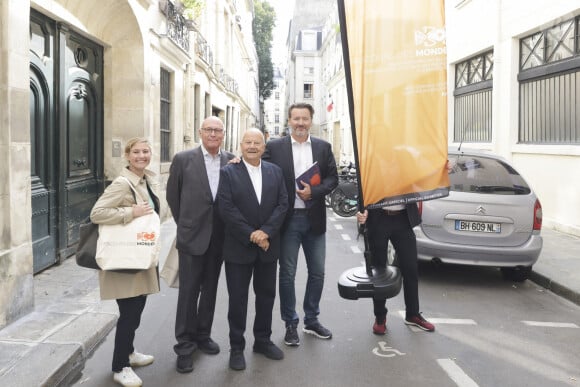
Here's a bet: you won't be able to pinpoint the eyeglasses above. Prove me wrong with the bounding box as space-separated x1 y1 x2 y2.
201 127 224 134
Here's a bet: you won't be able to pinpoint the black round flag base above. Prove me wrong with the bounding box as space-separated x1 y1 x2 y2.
338 266 402 300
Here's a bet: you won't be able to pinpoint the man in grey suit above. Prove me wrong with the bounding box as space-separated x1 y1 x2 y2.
166 116 235 373
217 129 288 370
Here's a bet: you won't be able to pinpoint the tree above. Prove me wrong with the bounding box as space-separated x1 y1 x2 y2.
180 0 204 21
253 0 276 100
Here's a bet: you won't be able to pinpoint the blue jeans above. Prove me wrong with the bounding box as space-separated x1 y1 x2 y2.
279 212 326 327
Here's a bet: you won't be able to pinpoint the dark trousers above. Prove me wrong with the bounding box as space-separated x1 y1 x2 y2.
225 260 277 350
367 209 419 320
174 235 223 356
112 295 147 372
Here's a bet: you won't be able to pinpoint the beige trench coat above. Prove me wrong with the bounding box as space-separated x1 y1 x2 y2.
90 167 161 300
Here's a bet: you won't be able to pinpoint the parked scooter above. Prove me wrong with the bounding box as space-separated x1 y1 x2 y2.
329 162 358 217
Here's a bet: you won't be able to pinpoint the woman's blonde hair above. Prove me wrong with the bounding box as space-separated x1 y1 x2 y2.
124 137 152 156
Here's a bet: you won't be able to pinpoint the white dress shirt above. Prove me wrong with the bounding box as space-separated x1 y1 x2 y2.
291 135 313 209
243 159 262 204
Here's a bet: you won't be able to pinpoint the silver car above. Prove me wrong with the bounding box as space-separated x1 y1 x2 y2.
413 148 543 282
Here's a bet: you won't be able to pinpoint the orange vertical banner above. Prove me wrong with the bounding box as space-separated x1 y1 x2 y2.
338 0 450 208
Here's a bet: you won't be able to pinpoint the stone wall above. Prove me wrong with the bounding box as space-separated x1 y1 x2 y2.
0 0 34 329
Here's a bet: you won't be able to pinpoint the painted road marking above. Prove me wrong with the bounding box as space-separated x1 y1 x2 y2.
334 224 344 230
372 341 406 358
522 321 579 328
350 246 362 254
429 318 477 325
437 359 479 387
396 311 476 327
392 313 577 328
341 234 351 241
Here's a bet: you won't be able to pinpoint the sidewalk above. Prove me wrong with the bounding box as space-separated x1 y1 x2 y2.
0 223 578 387
0 221 177 387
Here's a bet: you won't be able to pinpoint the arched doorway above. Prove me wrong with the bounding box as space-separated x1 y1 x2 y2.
30 9 104 272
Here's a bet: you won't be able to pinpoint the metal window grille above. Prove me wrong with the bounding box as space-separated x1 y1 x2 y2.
519 16 580 144
519 71 580 143
454 89 493 143
160 68 171 162
454 51 493 142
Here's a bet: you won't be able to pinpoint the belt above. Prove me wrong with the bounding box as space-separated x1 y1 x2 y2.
383 208 406 216
292 208 309 214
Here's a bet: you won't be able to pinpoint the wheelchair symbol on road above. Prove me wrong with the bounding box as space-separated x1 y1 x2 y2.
372 341 406 358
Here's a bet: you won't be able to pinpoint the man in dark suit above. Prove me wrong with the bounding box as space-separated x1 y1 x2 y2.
263 103 338 346
217 129 288 370
356 204 435 334
166 116 235 373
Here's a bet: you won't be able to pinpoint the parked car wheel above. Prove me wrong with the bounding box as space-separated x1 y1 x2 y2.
500 266 532 282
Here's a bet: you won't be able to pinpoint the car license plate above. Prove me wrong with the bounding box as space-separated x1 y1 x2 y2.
455 220 501 233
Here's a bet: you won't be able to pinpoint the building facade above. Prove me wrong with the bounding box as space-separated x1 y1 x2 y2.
285 0 353 164
263 66 286 138
288 0 580 236
0 0 258 329
319 3 353 166
446 0 580 235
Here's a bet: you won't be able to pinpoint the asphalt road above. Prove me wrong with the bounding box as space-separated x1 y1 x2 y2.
73 210 580 387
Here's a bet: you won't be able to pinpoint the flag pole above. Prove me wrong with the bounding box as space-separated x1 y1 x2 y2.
337 0 372 276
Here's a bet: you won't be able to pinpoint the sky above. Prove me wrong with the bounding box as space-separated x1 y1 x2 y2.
265 0 295 64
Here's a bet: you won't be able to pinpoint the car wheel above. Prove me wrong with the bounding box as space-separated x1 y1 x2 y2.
387 241 399 267
501 266 532 282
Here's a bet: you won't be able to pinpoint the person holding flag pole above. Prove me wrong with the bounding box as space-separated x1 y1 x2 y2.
356 205 435 334
337 0 449 335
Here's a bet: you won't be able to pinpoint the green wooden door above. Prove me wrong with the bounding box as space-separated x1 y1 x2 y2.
29 10 104 272
30 11 58 273
58 24 104 259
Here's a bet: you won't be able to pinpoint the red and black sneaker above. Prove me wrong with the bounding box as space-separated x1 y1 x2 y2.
372 318 386 335
404 314 435 332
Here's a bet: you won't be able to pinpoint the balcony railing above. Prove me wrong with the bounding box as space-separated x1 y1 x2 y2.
195 33 213 67
213 63 239 94
160 0 190 52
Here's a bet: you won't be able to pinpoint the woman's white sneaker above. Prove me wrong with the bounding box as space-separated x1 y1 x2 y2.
129 351 154 367
113 367 142 387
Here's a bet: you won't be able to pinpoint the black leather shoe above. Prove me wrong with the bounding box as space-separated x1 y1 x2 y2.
253 341 284 360
229 349 246 371
197 338 220 354
176 354 193 373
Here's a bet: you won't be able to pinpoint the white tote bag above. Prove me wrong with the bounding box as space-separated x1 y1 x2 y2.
96 177 161 271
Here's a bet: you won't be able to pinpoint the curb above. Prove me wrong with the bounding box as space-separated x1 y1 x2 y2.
0 312 117 387
530 270 580 307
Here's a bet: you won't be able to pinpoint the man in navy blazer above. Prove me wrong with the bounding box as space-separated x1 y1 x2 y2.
217 129 289 371
166 116 235 373
263 103 338 346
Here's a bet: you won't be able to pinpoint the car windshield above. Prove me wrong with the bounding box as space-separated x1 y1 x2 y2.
448 153 531 195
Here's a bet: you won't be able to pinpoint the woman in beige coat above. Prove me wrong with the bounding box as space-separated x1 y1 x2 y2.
90 137 161 387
